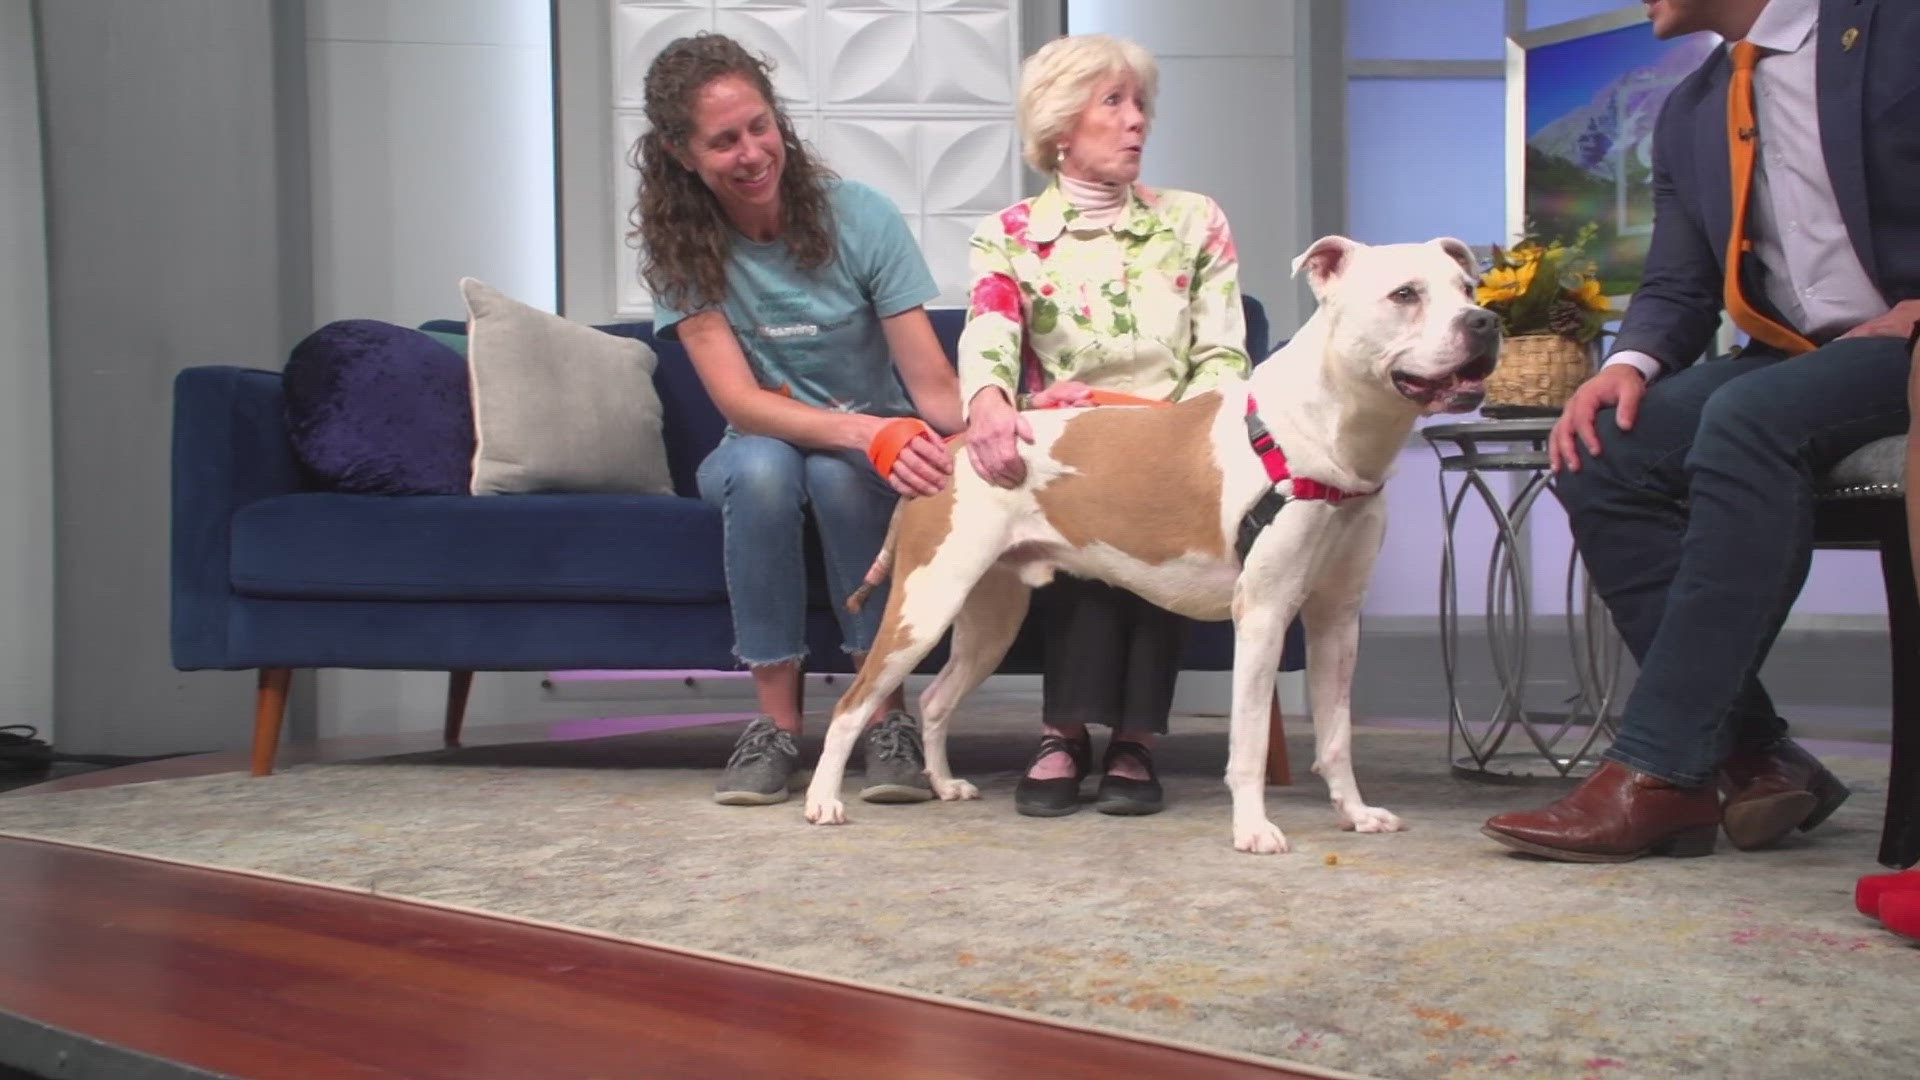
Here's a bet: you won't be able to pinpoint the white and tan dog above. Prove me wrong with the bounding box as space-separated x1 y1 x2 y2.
805 236 1499 853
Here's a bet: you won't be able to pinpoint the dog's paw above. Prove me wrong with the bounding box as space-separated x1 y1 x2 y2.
1232 821 1292 855
1341 805 1405 833
804 798 847 825
932 777 979 801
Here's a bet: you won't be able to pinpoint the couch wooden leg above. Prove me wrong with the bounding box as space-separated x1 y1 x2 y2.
252 668 292 777
445 671 474 747
1265 690 1292 786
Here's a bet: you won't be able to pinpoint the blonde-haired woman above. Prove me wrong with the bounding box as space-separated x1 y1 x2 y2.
959 33 1250 817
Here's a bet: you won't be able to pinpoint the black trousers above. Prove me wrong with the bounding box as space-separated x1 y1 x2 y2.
1035 574 1186 735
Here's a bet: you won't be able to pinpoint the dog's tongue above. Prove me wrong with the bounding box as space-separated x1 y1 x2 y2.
1395 370 1487 414
1396 371 1453 403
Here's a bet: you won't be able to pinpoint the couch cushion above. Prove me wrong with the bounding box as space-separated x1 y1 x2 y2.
592 323 728 499
282 319 474 495
463 279 674 497
230 493 727 602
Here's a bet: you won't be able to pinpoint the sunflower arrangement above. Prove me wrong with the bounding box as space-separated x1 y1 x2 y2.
1476 225 1616 345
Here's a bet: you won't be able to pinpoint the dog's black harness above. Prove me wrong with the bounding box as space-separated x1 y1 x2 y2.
1234 395 1377 563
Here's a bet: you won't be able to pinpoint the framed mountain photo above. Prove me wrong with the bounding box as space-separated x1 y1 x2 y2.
1506 7 1719 297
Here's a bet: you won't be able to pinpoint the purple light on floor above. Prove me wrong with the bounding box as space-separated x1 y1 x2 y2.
544 669 748 683
544 712 756 740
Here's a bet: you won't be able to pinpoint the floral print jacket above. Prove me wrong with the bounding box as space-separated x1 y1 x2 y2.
957 181 1249 412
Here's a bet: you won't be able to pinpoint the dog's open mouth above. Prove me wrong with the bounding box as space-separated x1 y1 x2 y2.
1391 352 1498 413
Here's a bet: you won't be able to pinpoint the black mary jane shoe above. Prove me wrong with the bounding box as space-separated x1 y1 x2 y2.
1094 738 1164 816
1014 730 1092 817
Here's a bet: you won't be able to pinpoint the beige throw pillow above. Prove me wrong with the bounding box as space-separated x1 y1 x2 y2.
463 277 672 496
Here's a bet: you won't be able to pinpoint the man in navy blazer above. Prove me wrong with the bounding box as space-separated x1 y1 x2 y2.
1484 0 1920 863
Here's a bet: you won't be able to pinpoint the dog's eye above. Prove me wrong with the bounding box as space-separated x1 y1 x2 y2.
1390 285 1420 304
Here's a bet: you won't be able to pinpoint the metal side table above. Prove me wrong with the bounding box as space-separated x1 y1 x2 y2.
1423 418 1624 781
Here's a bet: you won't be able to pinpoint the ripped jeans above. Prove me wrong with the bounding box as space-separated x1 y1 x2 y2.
696 432 898 666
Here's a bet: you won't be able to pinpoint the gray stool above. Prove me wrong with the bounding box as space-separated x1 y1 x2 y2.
1813 435 1916 868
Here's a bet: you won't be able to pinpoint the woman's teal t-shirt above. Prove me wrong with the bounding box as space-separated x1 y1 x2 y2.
651 180 939 419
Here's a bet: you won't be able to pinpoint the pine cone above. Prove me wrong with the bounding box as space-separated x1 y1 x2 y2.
1546 298 1586 339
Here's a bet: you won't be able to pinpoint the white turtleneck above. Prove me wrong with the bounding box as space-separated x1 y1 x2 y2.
1058 172 1127 230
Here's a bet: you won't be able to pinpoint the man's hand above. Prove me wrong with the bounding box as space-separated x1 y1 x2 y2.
1027 380 1095 409
1550 364 1648 473
887 432 952 498
1840 299 1920 341
964 387 1034 488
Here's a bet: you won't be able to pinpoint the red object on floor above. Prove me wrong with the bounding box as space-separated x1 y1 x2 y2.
1880 890 1920 942
1854 868 1920 917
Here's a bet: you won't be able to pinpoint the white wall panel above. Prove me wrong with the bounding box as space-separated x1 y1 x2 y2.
0 0 54 737
308 0 549 46
307 0 558 739
1070 0 1294 58
308 0 555 326
1137 54 1299 332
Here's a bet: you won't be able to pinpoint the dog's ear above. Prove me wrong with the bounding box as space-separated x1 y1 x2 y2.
1432 237 1479 280
1290 236 1358 298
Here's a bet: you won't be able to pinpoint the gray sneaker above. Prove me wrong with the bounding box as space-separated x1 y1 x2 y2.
714 715 800 805
860 710 934 803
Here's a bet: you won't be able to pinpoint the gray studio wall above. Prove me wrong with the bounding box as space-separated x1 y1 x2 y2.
1 0 54 739
304 0 556 739
36 0 312 755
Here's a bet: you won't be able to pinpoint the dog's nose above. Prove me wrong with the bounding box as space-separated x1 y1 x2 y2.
1460 307 1500 338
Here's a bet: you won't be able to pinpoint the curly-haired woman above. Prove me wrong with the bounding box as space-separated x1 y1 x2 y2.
959 33 1251 818
632 33 963 806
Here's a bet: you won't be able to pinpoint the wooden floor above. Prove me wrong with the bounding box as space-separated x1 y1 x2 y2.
0 825 1322 1079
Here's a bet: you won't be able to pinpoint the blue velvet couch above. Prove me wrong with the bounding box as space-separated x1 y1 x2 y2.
173 297 1302 774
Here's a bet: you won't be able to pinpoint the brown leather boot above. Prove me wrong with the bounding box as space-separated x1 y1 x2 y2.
1482 761 1721 863
1718 737 1850 850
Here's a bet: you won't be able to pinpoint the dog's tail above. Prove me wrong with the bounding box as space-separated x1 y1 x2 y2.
846 505 903 613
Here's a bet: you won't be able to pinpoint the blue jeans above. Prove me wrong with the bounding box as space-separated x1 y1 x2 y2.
1560 335 1910 786
696 433 898 667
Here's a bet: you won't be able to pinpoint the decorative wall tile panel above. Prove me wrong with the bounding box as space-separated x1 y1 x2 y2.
815 118 920 212
613 5 713 108
820 0 915 12
821 10 920 105
917 9 1015 105
919 118 1016 214
612 110 652 316
915 0 1015 11
921 212 989 305
605 1 1022 317
715 6 815 101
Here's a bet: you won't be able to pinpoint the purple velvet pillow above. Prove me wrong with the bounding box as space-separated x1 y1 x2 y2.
284 319 474 495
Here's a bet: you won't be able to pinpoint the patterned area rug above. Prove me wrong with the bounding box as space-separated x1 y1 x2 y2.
5 713 1914 1080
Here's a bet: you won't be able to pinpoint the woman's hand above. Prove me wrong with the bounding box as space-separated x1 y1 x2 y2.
887 432 952 498
965 387 1033 488
1028 380 1095 409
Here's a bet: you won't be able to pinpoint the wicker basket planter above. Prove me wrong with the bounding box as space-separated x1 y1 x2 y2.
1481 332 1594 418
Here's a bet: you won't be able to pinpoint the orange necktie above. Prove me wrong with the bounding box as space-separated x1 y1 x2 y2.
1725 40 1816 355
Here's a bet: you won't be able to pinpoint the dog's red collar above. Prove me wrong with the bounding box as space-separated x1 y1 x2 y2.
1236 395 1375 563
1243 396 1369 503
